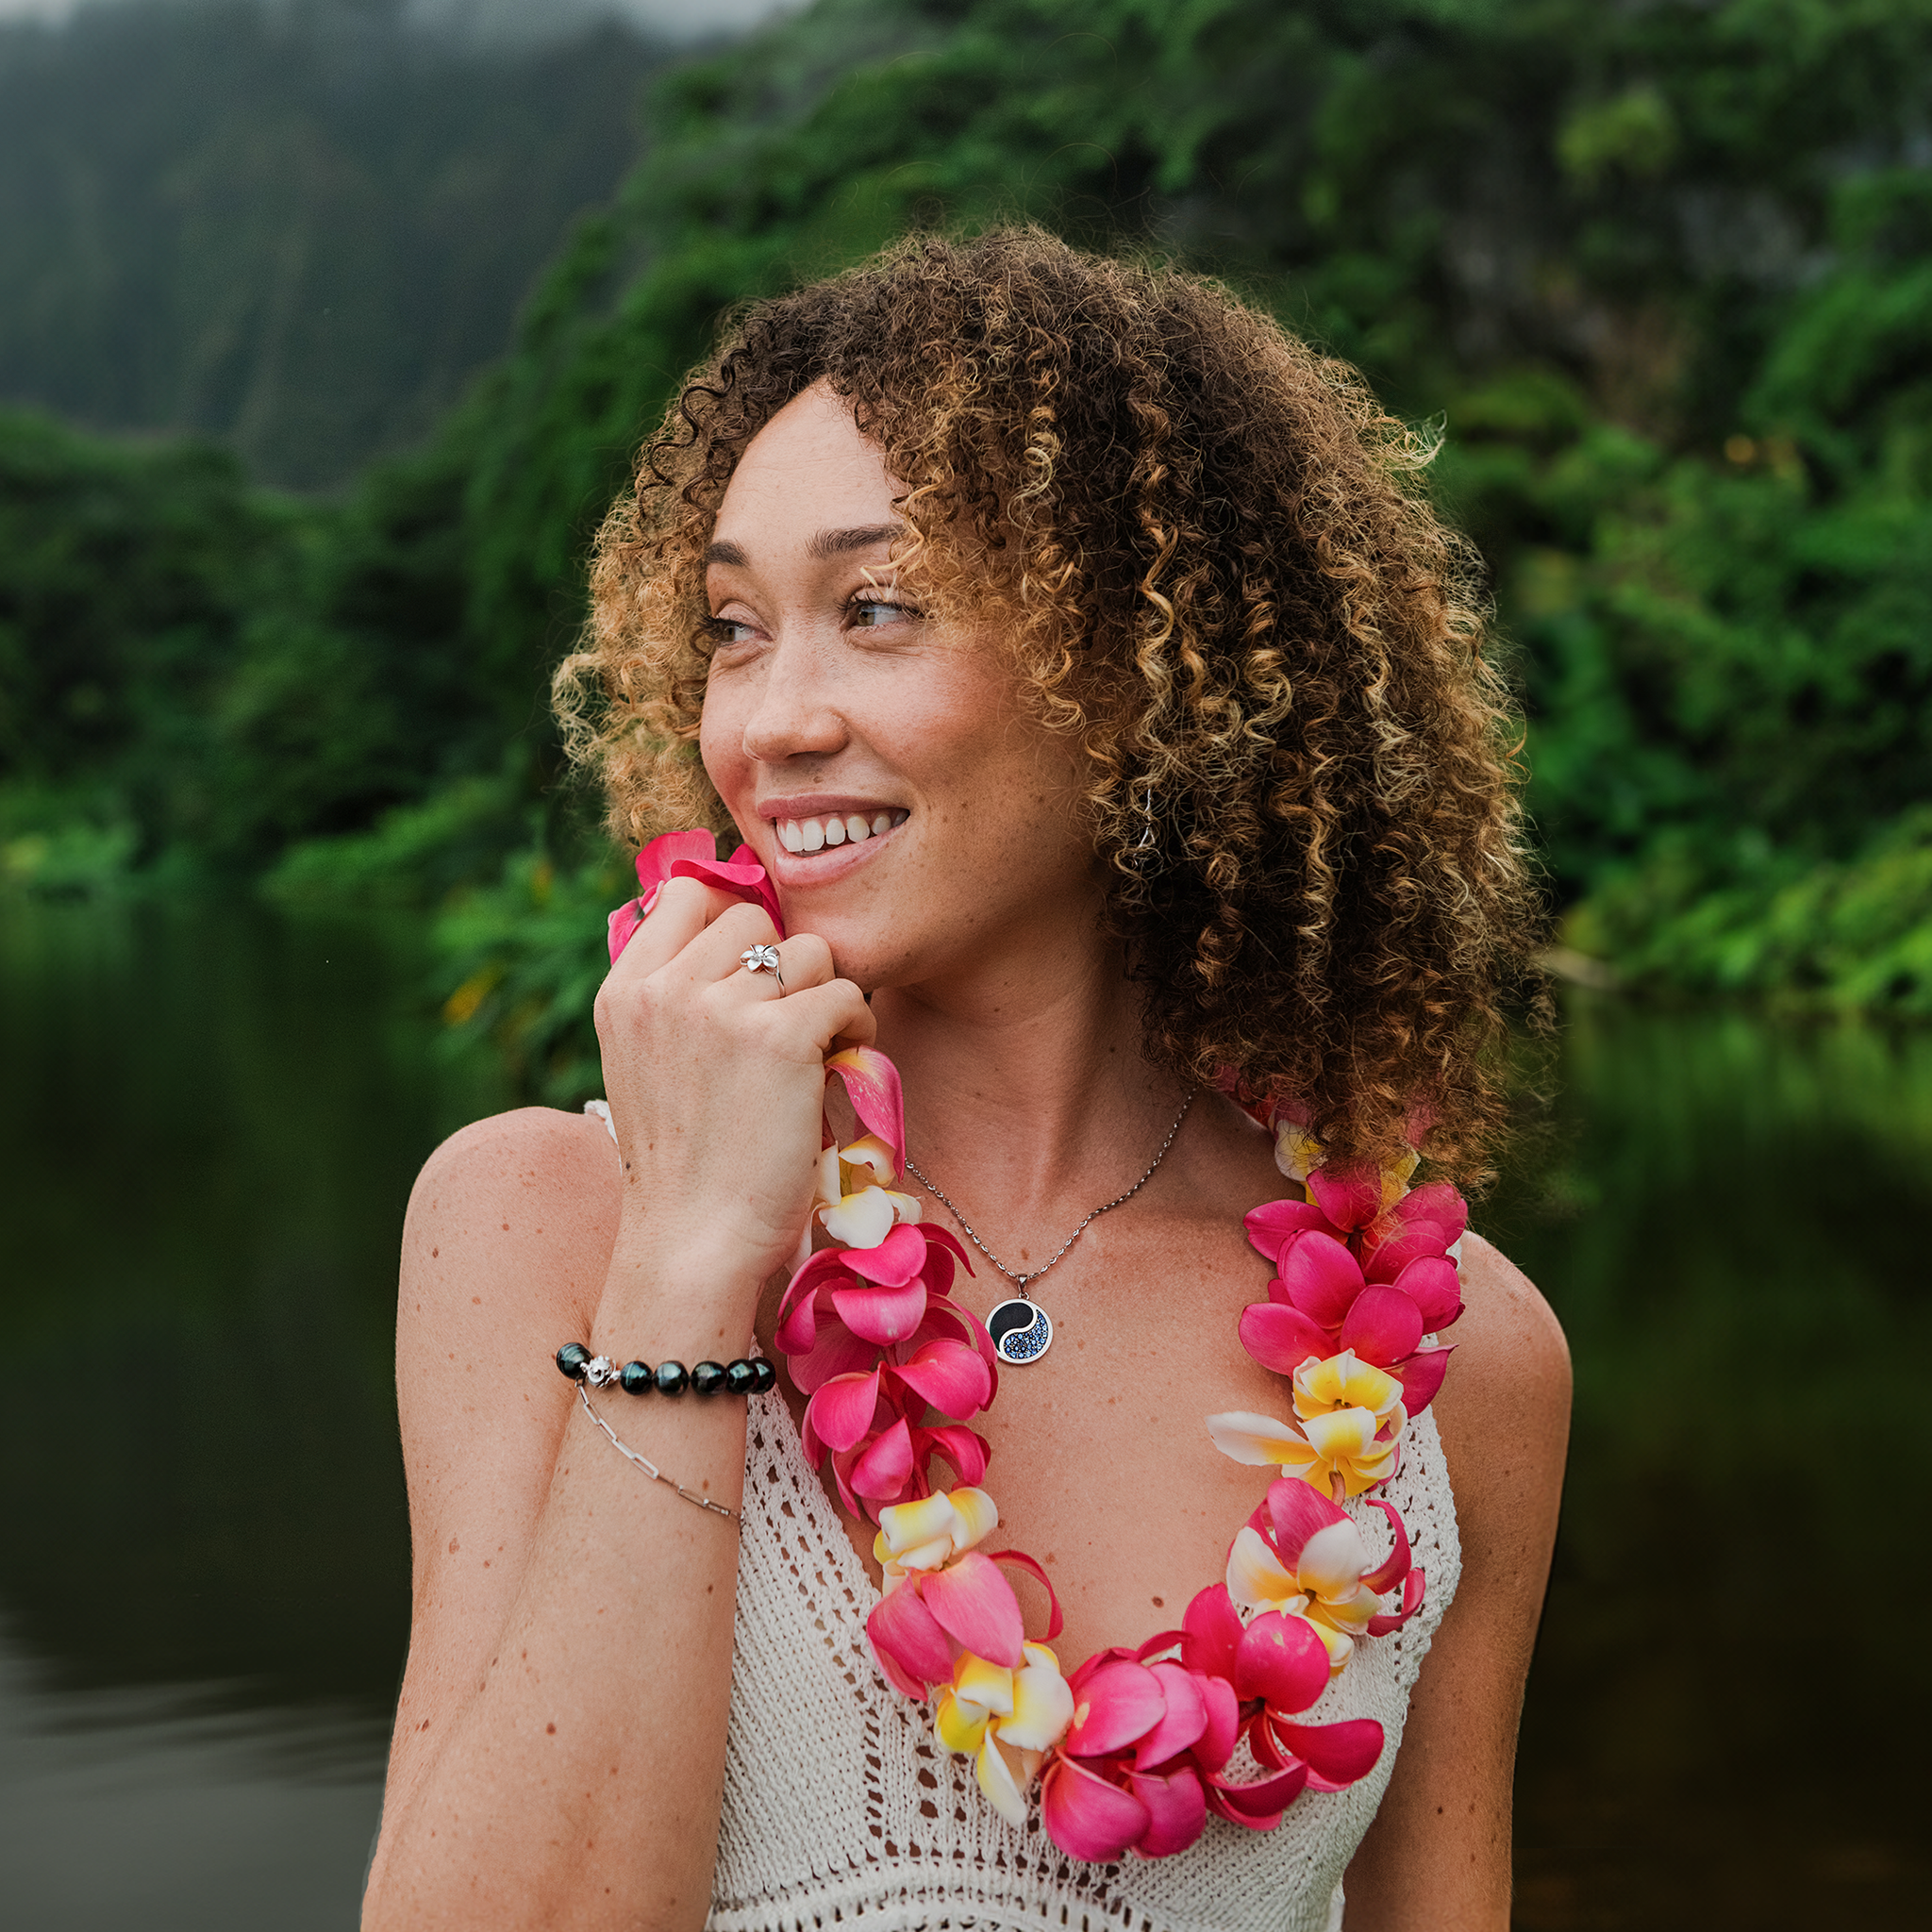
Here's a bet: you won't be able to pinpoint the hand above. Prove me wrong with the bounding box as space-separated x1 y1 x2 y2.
592 875 874 1305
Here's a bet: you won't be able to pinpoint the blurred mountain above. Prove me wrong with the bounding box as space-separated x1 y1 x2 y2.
0 0 677 487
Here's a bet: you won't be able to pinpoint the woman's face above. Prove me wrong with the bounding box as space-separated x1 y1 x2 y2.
699 381 1098 991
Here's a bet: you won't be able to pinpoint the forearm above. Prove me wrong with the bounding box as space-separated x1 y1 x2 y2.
367 1281 756 1930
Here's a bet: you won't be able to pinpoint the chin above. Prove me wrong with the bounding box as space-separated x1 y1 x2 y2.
784 910 924 992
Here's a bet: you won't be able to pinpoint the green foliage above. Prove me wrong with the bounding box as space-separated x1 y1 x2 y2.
263 766 538 910
0 408 296 874
432 843 626 1107
0 406 540 881
1566 810 1932 1018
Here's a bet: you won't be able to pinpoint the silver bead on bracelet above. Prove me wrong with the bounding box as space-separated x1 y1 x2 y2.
556 1342 775 1399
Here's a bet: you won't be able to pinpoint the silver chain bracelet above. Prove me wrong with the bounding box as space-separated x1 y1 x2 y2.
574 1382 741 1523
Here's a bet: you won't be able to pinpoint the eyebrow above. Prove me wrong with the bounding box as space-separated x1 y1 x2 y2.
702 524 904 568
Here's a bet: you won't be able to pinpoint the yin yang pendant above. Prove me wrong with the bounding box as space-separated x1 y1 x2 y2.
987 1296 1054 1365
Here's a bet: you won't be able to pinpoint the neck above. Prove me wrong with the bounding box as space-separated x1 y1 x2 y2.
871 937 1186 1239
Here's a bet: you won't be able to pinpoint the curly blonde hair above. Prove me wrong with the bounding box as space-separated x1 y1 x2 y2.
557 229 1540 1183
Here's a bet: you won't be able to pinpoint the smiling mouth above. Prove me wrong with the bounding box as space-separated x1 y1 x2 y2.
774 808 908 855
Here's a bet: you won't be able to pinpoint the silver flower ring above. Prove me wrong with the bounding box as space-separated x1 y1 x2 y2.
740 942 784 991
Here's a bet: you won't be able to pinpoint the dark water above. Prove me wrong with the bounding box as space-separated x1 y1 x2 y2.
0 900 505 1930
0 901 1924 1927
1493 1009 1932 1926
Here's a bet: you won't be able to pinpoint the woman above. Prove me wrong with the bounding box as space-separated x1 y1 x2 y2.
362 230 1570 1932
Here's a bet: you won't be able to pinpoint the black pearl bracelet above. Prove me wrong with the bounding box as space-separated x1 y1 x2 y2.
555 1342 775 1397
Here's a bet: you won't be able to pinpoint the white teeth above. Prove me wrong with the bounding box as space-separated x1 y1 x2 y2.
774 809 908 854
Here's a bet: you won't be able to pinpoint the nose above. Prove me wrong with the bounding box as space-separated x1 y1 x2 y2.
739 632 849 766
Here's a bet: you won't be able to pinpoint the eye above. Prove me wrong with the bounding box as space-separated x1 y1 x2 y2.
703 615 760 648
847 596 919 630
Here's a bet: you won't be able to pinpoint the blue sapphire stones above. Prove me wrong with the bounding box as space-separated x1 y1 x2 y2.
988 1297 1054 1365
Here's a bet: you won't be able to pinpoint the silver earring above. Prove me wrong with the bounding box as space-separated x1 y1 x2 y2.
1129 784 1160 869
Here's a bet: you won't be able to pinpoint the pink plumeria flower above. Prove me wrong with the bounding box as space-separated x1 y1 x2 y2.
866 1487 1051 1686
607 827 784 962
1245 1175 1468 1280
1207 1350 1405 1498
775 1049 1004 1518
1037 1651 1228 1860
1238 1208 1464 1415
775 1219 996 1516
867 1541 1025 1702
934 1642 1076 1826
1224 1479 1424 1673
1178 1585 1387 1820
865 1491 1064 1712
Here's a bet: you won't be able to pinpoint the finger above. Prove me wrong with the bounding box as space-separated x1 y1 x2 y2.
666 898 787 987
830 1003 877 1054
606 875 759 987
724 932 835 1000
758 977 877 1060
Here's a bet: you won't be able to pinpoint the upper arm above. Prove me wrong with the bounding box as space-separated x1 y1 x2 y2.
383 1107 621 1811
1342 1232 1572 1930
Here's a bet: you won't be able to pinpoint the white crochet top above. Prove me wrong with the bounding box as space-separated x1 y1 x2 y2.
706 1391 1460 1932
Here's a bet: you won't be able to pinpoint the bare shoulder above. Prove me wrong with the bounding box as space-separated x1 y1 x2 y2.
1429 1230 1571 1600
405 1102 620 1258
400 1105 620 1345
1444 1232 1571 1415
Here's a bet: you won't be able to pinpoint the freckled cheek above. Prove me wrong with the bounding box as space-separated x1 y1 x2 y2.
697 701 754 808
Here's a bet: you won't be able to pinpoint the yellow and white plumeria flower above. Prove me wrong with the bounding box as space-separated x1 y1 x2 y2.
874 1485 1000 1587
1273 1117 1324 1185
935 1642 1075 1825
1292 1349 1406 1431
1207 1350 1405 1498
1224 1504 1382 1673
817 1135 924 1249
1220 1474 1423 1680
1270 1112 1418 1210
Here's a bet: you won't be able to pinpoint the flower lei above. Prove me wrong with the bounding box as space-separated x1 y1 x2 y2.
612 834 1468 1864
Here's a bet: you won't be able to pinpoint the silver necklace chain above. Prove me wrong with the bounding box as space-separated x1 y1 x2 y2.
903 1091 1198 1291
